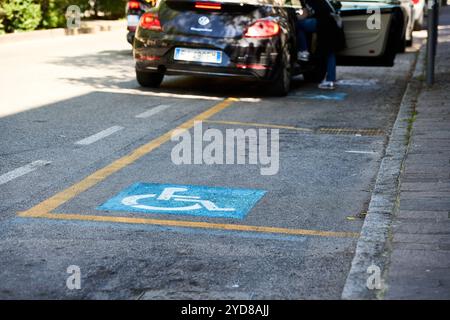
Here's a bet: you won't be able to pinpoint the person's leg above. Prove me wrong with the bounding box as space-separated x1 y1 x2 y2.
326 52 336 82
296 18 317 52
318 52 337 89
296 18 317 61
296 20 307 51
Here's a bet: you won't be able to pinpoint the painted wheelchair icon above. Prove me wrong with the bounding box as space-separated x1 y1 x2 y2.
121 187 235 212
98 183 266 219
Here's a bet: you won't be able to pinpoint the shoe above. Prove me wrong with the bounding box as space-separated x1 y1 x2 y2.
318 81 336 90
297 51 310 62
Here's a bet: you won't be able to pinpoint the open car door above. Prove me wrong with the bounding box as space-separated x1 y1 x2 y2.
337 0 406 66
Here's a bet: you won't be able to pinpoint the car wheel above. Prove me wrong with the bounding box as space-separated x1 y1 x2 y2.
127 32 135 44
414 14 424 31
398 37 406 53
381 11 403 66
269 45 292 96
136 70 164 88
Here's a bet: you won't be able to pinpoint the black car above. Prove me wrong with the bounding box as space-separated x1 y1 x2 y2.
133 0 406 95
126 0 156 44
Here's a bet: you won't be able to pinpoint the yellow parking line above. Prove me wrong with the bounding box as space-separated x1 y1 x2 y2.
18 211 359 238
18 97 359 239
203 120 314 132
19 98 237 216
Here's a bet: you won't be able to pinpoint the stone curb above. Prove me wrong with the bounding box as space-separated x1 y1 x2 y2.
341 44 426 299
0 20 125 45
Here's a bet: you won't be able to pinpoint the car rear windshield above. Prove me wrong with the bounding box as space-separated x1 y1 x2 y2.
167 0 304 7
171 0 284 5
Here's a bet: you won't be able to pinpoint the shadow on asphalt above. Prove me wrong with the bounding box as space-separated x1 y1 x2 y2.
50 49 316 99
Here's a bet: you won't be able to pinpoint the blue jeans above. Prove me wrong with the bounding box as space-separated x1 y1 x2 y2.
296 18 317 52
326 53 336 82
296 18 336 82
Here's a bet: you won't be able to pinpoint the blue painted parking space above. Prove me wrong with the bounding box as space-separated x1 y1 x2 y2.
98 183 266 219
293 91 348 101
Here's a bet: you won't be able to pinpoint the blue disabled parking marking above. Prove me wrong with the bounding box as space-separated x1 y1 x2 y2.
97 183 266 219
296 91 347 101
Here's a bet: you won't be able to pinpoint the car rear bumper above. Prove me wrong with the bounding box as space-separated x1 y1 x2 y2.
133 33 283 81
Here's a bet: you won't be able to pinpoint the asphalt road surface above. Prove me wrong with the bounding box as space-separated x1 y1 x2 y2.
0 29 420 299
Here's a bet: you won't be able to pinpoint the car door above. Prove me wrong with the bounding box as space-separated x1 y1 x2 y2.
283 0 405 66
337 0 406 66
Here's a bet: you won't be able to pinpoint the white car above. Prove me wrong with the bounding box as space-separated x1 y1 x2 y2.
411 0 426 30
339 0 413 52
399 0 415 46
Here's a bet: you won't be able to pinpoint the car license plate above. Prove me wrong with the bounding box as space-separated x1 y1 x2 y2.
127 15 140 27
174 48 222 64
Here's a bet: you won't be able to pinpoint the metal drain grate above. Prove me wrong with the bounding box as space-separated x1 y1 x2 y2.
318 128 384 136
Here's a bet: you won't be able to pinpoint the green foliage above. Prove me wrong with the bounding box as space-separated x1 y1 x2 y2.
0 4 5 34
39 0 91 28
2 0 42 32
96 0 127 20
39 0 62 28
0 0 127 34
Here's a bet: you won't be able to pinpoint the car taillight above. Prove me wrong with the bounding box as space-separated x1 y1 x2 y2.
236 63 268 70
135 54 161 61
411 0 420 4
128 0 140 9
244 20 280 38
195 2 222 10
139 13 162 31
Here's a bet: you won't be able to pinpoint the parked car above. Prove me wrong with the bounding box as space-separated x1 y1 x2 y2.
340 0 413 50
126 0 156 44
338 0 408 63
399 0 415 46
133 0 406 95
412 0 426 30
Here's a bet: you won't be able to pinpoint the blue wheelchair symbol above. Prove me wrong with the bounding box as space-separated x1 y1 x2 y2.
121 187 235 212
98 183 266 219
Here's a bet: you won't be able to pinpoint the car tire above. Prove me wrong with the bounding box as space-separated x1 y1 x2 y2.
381 9 404 66
136 70 164 88
398 36 407 53
127 32 135 44
414 15 424 31
269 45 292 96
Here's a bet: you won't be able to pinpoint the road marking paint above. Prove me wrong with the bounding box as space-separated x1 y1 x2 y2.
97 183 266 219
292 92 348 101
204 120 314 132
17 211 360 238
98 88 224 101
135 104 172 119
19 98 237 216
15 216 307 242
17 97 359 239
0 160 51 185
75 126 124 145
345 150 379 155
337 79 379 86
97 88 262 103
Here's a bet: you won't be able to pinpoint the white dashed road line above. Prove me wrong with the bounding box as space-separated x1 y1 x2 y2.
345 150 379 155
75 126 124 146
0 160 51 185
135 104 172 119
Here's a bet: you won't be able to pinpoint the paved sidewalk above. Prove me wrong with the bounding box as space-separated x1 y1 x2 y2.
384 5 450 299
